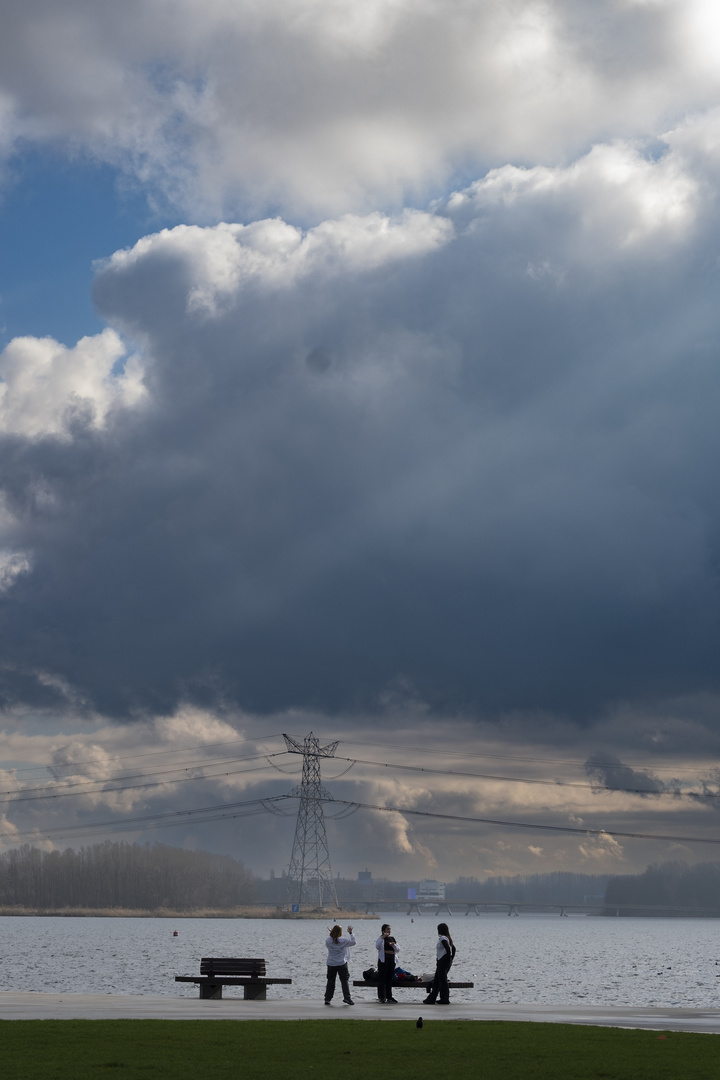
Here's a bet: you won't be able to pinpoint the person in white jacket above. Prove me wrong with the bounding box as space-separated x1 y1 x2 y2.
375 923 400 1004
324 924 356 1005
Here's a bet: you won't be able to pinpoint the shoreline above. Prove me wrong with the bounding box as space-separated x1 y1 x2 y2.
0 906 377 919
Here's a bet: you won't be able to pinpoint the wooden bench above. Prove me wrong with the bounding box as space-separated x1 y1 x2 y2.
175 957 292 1000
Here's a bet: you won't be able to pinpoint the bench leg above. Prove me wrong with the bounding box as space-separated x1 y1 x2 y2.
243 984 267 1000
199 983 223 1000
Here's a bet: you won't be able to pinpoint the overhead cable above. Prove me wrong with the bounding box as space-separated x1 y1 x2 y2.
330 754 720 801
0 757 286 805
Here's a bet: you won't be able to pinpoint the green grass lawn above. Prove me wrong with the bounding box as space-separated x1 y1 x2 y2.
1 1019 717 1080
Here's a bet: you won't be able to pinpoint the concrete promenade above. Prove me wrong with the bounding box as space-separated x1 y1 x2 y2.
1 993 720 1033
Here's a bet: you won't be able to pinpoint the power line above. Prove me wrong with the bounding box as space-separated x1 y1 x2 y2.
4 744 719 811
6 730 713 794
331 754 720 800
4 733 284 778
319 797 720 846
338 737 718 775
5 789 720 849
0 757 286 805
0 795 276 842
4 732 720 853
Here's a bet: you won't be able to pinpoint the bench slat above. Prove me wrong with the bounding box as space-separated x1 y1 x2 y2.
199 959 267 967
200 958 266 977
198 972 266 980
175 976 292 985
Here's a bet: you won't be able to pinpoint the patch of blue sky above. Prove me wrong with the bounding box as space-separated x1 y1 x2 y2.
0 148 178 350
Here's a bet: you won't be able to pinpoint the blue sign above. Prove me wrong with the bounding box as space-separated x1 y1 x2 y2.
291 903 300 913
407 888 416 900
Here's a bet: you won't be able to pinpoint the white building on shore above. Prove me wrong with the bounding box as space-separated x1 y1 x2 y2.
416 879 445 901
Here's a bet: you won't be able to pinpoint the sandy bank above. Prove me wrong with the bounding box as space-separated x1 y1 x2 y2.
0 906 377 919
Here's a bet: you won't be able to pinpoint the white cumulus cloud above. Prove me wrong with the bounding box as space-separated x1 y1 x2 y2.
101 211 453 318
0 329 145 439
2 1 720 217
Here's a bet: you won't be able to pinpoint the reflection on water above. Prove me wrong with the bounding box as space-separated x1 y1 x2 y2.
1 913 719 1006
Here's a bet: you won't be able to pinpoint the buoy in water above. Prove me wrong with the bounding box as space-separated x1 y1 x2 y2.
173 931 179 937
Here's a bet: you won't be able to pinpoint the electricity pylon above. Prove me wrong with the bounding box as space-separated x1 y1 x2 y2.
284 732 339 909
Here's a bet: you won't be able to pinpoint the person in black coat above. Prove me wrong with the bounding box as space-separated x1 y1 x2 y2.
375 923 400 1003
423 922 455 1005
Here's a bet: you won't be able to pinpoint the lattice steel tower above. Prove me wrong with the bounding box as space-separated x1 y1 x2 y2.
284 732 339 909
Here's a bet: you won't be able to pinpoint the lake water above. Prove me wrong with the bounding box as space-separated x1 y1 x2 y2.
2 913 720 1007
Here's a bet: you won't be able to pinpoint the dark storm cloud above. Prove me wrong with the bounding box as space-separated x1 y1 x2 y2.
3 140 720 723
584 753 664 796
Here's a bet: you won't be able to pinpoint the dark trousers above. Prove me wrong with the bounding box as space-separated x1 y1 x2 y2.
425 954 451 1003
325 963 351 1002
378 959 395 1001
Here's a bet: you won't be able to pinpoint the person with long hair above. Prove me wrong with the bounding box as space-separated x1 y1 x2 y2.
375 923 400 1004
324 923 356 1005
423 922 456 1005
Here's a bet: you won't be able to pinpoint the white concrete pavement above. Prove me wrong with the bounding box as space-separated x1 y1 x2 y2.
1 993 720 1032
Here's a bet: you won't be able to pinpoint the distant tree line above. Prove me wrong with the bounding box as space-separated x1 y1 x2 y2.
604 861 720 914
0 841 256 910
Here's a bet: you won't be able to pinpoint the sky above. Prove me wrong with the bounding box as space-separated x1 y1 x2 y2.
4 0 720 884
